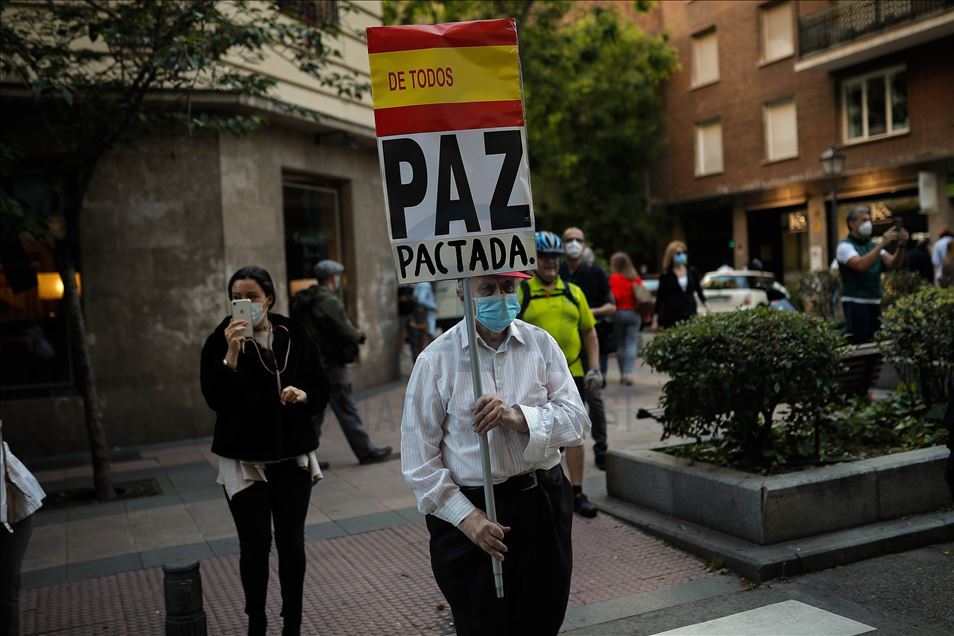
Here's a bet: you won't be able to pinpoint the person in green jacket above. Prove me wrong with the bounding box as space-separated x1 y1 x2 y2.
836 206 908 344
293 260 392 465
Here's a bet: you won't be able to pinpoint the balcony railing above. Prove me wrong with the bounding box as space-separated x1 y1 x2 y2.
799 0 954 57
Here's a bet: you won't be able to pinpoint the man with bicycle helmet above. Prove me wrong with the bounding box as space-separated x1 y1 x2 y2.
517 231 602 518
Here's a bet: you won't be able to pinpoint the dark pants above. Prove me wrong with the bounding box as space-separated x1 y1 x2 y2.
226 460 313 635
0 514 33 636
312 365 374 460
426 466 573 636
575 376 607 458
843 301 882 345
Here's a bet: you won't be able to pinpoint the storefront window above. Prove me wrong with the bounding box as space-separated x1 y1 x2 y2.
0 179 75 393
282 176 342 297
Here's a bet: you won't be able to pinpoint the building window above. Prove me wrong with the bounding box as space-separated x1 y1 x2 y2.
691 28 719 87
763 98 798 161
760 2 794 63
276 0 339 28
842 66 908 142
695 119 724 176
283 175 343 297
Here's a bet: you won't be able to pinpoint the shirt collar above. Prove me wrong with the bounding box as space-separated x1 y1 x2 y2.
459 318 527 351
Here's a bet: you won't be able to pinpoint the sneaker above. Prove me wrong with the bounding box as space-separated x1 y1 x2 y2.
359 446 393 465
574 493 598 518
594 453 606 471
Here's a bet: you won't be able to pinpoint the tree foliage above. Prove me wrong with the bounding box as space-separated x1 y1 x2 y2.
1 0 364 499
383 1 677 261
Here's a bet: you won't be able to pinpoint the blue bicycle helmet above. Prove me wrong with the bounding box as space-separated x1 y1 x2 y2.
535 231 564 255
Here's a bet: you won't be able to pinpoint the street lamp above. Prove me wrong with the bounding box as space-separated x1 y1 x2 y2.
820 145 845 260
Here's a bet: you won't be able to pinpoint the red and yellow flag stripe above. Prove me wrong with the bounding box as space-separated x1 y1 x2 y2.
367 19 525 137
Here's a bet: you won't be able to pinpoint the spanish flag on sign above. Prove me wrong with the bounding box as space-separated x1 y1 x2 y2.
367 18 525 137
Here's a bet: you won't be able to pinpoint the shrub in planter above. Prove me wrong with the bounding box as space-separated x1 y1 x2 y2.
877 286 954 405
881 270 928 309
798 270 841 320
643 308 844 467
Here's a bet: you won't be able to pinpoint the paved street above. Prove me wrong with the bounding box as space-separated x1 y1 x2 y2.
22 360 727 634
19 358 954 634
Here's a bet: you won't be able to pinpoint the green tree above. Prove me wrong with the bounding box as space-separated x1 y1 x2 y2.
1 0 364 499
384 1 677 260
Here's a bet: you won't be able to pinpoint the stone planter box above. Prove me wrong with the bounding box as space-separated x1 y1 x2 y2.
606 445 950 545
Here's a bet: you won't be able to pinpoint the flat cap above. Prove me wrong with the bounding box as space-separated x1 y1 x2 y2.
314 259 345 279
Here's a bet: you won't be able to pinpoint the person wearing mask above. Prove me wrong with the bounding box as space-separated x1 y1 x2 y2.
559 227 614 470
292 260 393 465
519 232 602 515
608 252 644 386
653 241 706 329
1 420 45 636
933 228 952 284
402 272 589 635
200 266 329 636
837 206 908 344
904 237 933 283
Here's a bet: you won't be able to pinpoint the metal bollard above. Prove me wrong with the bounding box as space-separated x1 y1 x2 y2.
163 561 207 635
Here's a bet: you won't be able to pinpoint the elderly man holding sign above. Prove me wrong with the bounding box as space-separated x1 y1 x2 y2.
401 272 589 634
367 17 588 634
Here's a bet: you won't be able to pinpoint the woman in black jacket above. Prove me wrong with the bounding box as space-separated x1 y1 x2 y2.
653 241 707 329
200 266 329 636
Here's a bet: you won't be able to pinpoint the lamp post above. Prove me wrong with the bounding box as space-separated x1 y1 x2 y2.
820 145 845 261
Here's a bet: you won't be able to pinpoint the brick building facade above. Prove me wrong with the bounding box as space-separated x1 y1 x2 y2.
649 0 954 285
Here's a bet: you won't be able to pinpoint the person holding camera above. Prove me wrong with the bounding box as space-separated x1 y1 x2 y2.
293 260 392 465
837 206 908 344
200 266 328 636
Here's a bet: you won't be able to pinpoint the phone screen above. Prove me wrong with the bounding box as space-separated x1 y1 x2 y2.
894 217 903 231
231 299 254 338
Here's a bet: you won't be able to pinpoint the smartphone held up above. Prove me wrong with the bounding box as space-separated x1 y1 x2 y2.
231 299 254 338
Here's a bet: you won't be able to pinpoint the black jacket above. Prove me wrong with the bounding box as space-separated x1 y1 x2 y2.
200 313 329 461
654 269 705 328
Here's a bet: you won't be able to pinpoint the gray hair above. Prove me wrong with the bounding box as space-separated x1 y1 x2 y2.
846 205 870 227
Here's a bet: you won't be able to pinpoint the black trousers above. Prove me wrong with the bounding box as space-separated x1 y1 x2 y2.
0 514 33 636
312 365 374 460
575 376 607 457
426 465 573 636
226 459 313 634
843 301 882 345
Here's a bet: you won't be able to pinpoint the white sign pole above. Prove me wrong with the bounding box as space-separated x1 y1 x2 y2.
461 280 505 599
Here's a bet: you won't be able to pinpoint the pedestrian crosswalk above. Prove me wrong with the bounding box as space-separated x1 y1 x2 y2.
652 600 875 635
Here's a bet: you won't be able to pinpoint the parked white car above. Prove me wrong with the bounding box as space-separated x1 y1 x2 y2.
701 269 790 314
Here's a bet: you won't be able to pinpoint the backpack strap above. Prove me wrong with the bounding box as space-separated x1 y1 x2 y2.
518 280 532 319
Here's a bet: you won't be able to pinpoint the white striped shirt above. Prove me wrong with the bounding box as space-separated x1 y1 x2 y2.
401 319 590 527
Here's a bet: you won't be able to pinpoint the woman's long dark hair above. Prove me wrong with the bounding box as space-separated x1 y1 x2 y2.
227 266 276 304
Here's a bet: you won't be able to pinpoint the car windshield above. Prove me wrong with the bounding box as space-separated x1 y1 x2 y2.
703 274 776 291
703 276 749 290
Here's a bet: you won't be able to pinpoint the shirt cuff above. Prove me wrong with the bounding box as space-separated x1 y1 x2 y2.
518 404 548 463
434 489 476 528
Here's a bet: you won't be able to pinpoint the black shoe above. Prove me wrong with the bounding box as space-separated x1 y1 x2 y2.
359 446 393 465
595 453 606 471
574 493 598 518
248 615 266 636
318 460 330 471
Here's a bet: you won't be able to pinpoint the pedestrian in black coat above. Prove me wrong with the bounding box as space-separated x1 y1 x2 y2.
904 238 934 283
653 241 706 329
200 266 329 636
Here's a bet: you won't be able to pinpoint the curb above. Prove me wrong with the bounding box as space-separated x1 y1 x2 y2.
592 493 954 582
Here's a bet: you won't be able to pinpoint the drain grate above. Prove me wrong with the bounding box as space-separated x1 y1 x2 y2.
43 477 163 511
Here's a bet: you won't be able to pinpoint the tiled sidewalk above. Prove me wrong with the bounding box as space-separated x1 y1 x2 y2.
18 362 730 634
21 515 717 635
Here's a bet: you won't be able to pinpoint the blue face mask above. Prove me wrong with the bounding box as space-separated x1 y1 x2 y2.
674 253 688 266
474 293 520 333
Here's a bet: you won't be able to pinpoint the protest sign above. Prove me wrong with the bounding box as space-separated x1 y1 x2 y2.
367 18 536 284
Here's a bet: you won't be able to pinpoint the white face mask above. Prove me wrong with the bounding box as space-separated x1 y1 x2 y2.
250 302 267 326
565 240 584 259
858 221 873 238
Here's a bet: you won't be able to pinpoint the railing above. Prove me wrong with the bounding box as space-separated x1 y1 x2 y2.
799 0 954 57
